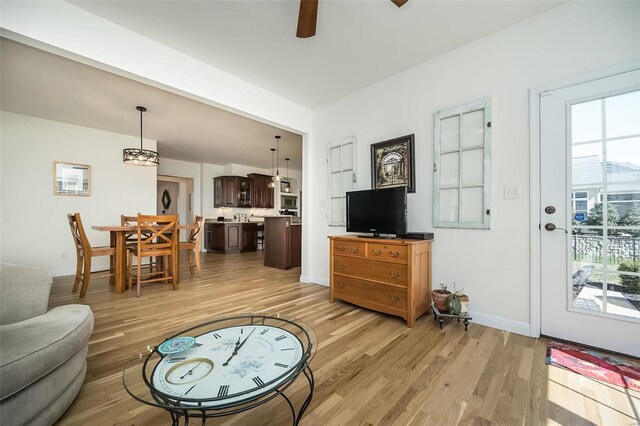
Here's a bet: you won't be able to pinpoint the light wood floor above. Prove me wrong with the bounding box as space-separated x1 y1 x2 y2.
49 252 640 425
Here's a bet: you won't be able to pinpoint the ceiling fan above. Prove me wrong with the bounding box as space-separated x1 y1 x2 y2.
297 0 408 38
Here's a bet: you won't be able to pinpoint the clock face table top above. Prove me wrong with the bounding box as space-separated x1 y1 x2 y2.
122 314 316 424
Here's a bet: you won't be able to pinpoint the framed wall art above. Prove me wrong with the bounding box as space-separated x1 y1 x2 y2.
370 134 415 193
54 162 90 196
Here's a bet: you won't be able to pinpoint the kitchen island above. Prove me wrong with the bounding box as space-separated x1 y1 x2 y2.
204 221 258 253
264 217 301 270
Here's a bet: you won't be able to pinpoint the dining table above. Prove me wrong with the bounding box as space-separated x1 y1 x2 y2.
92 224 196 294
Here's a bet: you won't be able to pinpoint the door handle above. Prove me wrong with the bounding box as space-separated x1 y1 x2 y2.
544 223 568 233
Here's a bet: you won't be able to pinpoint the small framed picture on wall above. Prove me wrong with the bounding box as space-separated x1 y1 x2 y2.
371 134 415 193
54 162 90 196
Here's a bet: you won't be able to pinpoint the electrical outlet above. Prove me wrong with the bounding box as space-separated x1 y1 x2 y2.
61 251 68 259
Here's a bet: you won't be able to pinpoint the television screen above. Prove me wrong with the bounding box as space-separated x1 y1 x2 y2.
346 187 407 237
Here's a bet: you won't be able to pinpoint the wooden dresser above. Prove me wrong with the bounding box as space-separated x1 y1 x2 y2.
328 235 432 327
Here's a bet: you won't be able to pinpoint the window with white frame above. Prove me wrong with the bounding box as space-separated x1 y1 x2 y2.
433 98 492 229
327 136 356 226
572 191 589 215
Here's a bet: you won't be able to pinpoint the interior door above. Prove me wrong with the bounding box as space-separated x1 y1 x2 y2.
540 69 640 357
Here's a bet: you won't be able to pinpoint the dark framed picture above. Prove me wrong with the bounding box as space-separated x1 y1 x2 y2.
370 134 415 193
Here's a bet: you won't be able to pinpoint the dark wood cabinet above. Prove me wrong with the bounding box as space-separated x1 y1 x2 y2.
205 222 258 253
264 217 301 270
214 176 252 208
248 173 274 209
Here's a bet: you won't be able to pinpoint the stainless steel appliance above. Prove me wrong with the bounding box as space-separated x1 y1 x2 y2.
281 195 298 209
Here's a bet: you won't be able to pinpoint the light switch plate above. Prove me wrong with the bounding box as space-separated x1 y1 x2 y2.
504 185 522 199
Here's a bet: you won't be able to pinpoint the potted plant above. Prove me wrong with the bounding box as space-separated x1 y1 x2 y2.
445 284 469 315
432 283 451 312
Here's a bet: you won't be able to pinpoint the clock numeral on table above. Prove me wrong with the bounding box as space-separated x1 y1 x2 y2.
275 335 287 341
260 329 268 335
217 385 229 397
168 357 186 363
192 343 203 348
212 333 222 339
274 362 289 368
184 384 197 395
252 376 265 387
281 348 294 351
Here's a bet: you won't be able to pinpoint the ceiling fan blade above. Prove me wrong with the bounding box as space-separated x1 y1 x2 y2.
391 0 408 7
297 0 318 38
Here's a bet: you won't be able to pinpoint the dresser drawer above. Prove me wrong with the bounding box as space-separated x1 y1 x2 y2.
333 255 407 286
333 240 366 258
333 275 407 311
367 243 408 263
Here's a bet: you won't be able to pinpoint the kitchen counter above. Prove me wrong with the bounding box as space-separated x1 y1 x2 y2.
264 217 301 270
204 222 258 253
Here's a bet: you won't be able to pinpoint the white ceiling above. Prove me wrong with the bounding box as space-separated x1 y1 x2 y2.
70 0 563 108
0 38 303 169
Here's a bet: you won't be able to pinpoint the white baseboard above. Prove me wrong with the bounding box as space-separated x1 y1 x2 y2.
469 311 532 337
50 263 111 278
300 275 329 286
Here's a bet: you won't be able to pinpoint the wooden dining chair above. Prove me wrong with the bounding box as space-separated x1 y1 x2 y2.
68 213 116 298
127 214 178 297
122 214 156 272
179 215 204 277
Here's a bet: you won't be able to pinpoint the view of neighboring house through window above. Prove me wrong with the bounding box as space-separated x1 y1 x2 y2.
571 89 640 320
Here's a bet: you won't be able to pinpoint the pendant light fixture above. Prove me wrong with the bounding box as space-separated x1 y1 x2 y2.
273 135 281 182
284 158 291 193
268 148 276 189
123 106 159 167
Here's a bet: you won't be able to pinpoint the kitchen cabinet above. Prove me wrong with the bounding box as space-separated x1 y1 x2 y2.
213 176 251 208
248 173 274 209
205 222 258 253
264 217 301 270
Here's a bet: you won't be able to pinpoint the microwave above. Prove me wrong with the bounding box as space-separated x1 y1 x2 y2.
281 195 298 209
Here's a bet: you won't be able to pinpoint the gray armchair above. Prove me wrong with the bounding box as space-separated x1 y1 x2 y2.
0 263 94 425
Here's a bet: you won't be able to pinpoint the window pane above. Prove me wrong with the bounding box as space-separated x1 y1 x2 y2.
605 273 640 319
606 90 640 139
462 149 484 186
330 172 342 198
331 198 343 224
440 152 459 187
462 109 484 148
575 200 588 211
440 116 460 152
461 187 483 223
342 171 353 193
330 147 341 173
571 268 604 313
571 99 602 143
572 143 603 189
606 137 640 187
439 189 459 222
342 143 353 170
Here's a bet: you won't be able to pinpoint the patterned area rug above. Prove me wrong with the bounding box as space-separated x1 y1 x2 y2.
546 340 640 391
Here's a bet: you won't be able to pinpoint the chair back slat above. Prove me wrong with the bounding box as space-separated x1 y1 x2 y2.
67 213 90 254
188 216 205 245
137 214 178 255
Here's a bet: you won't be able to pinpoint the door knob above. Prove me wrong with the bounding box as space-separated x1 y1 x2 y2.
544 223 568 233
545 206 556 214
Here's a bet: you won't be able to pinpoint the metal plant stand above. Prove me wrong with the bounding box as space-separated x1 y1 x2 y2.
431 303 472 331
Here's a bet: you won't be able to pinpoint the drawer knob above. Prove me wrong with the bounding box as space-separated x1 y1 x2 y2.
372 249 382 255
389 271 400 279
337 246 345 252
351 247 360 253
338 264 346 270
389 295 401 302
363 281 369 286
390 251 401 257
338 282 346 289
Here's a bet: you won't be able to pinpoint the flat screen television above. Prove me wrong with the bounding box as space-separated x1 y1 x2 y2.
346 187 407 237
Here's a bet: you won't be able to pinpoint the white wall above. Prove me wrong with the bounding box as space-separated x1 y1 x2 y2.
0 112 157 276
305 1 640 334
